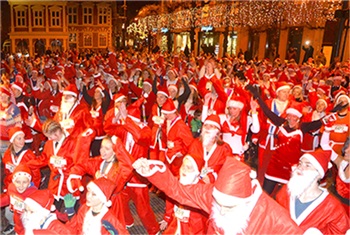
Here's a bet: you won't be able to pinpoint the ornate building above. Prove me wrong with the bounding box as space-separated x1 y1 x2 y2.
7 0 117 55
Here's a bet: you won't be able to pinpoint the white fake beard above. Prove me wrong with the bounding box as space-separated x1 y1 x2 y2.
287 169 319 197
211 201 250 235
202 129 219 147
179 170 198 185
22 209 48 231
60 98 75 114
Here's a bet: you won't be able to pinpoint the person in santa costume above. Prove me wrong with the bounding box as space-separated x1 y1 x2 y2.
0 164 37 235
132 157 304 234
102 97 160 234
54 83 94 139
22 189 72 234
66 135 134 228
158 154 208 234
66 177 129 235
247 84 324 195
161 98 194 177
202 91 260 161
249 82 292 183
179 80 203 127
103 93 128 134
0 85 22 156
188 115 233 184
2 127 41 190
276 150 349 234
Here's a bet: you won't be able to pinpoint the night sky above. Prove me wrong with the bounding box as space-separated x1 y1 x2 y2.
117 0 160 23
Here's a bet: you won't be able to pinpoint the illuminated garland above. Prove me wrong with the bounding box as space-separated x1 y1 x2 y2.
129 0 343 34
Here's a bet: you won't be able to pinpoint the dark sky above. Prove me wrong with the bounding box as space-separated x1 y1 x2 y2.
116 1 159 23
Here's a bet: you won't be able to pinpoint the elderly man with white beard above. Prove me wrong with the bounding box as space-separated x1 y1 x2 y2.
22 189 72 235
276 149 350 234
133 157 304 234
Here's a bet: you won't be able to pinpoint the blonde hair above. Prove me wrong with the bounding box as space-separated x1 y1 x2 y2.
42 119 62 135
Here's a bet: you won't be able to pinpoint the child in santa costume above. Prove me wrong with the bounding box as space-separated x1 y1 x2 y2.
0 164 37 235
22 189 72 234
66 177 129 235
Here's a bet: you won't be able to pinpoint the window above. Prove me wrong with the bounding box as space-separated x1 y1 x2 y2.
99 34 107 47
33 10 43 27
68 7 77 24
83 7 93 24
84 33 92 47
17 10 27 27
98 7 107 24
51 10 60 26
69 33 77 43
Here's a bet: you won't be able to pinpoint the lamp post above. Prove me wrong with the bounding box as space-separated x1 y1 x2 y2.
122 0 127 48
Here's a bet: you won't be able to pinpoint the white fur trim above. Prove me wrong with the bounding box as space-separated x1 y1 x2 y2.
87 181 109 206
227 100 244 109
286 107 302 118
11 83 23 92
212 187 250 206
63 91 77 97
303 228 323 235
24 198 51 213
157 90 169 98
203 120 221 130
301 154 329 178
161 109 176 114
114 95 126 103
12 171 32 182
111 135 118 145
336 94 350 104
67 174 82 193
10 130 24 143
276 85 291 93
133 159 166 177
127 115 141 123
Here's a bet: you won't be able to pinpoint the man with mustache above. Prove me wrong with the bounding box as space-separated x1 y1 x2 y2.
276 150 349 234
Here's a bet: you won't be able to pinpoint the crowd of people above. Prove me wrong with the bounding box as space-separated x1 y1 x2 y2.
0 47 349 234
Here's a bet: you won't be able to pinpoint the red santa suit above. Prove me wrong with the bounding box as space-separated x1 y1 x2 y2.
135 157 303 235
325 111 350 155
67 136 134 226
32 85 62 119
276 185 350 234
105 99 160 234
335 160 350 216
188 139 232 183
301 109 326 153
67 204 129 235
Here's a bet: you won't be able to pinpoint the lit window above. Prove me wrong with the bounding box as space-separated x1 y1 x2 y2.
84 34 92 47
69 33 77 43
99 34 107 47
83 7 93 24
68 7 77 24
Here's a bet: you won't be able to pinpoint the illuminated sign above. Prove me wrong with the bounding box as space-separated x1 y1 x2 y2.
201 26 213 32
161 28 168 33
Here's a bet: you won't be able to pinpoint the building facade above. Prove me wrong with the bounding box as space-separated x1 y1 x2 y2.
7 0 117 55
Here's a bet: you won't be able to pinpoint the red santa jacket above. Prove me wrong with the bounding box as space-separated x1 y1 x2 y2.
128 81 156 119
188 140 232 183
148 104 167 151
2 148 41 189
165 116 194 176
276 185 350 234
0 183 37 235
146 163 303 235
32 213 72 234
335 160 350 217
67 204 129 235
32 87 62 119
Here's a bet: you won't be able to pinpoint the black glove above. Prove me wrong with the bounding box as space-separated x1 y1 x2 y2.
246 84 260 99
331 102 348 113
102 220 119 235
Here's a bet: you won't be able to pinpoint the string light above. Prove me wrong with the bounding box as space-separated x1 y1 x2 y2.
133 0 343 33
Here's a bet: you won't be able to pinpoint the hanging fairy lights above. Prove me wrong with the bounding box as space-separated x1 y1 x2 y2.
134 0 343 33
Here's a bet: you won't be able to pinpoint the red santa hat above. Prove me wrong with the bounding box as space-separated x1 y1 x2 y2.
113 93 126 103
316 98 328 109
333 75 343 81
157 86 169 98
226 95 245 110
167 68 178 77
127 97 145 122
335 93 350 105
86 177 116 207
286 102 303 118
11 82 23 93
63 84 78 97
167 84 178 94
161 98 177 114
212 158 254 206
187 67 195 75
0 85 11 97
12 164 32 182
317 85 330 95
203 114 221 130
183 154 204 175
24 189 56 213
95 87 105 98
143 78 152 87
275 82 291 93
188 80 198 92
300 150 332 178
9 126 24 143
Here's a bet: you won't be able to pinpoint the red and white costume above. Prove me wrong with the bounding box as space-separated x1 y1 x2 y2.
335 160 350 216
277 185 350 234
